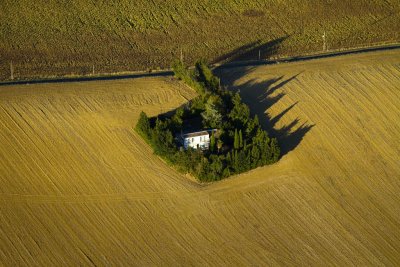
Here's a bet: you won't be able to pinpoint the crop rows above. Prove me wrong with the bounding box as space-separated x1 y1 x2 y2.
1 0 399 80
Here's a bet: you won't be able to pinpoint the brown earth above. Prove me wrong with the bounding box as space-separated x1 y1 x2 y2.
1 0 399 80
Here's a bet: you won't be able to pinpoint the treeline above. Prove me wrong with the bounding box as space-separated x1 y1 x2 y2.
135 60 280 182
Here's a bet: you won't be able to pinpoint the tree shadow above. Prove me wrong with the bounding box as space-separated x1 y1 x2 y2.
219 71 315 157
213 36 289 64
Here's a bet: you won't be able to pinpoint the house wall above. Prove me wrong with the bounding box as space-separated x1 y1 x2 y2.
184 135 210 149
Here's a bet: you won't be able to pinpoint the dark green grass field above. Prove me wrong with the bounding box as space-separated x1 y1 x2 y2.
1 0 399 80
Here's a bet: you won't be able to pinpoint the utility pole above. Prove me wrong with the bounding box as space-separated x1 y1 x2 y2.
322 31 327 52
10 61 14 80
92 64 95 75
258 49 261 61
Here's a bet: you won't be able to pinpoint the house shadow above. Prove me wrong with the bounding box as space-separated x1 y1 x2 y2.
219 70 315 157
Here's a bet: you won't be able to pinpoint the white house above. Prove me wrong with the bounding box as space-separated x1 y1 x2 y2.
180 129 217 150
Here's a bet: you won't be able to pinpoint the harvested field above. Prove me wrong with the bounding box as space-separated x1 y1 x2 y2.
1 50 400 265
1 0 400 80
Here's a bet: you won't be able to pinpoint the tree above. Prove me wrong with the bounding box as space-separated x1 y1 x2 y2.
222 167 230 178
270 138 280 162
246 114 260 137
229 93 250 128
236 150 250 173
135 111 151 139
172 59 186 80
210 131 216 152
150 118 175 156
226 151 232 163
209 155 223 179
251 145 260 167
233 150 239 171
217 139 223 153
201 100 222 128
195 60 220 92
234 129 239 150
172 59 204 95
196 157 210 180
239 129 243 148
171 107 184 130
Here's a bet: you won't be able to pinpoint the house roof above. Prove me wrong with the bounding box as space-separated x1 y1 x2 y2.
182 130 210 138
181 129 217 139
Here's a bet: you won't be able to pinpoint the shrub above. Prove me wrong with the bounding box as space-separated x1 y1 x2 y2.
135 111 151 140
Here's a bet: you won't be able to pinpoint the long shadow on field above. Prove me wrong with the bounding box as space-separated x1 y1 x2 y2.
218 69 314 157
213 36 289 64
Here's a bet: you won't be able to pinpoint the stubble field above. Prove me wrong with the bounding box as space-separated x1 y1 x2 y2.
0 50 400 265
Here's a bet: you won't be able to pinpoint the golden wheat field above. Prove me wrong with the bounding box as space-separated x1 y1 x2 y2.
1 50 400 265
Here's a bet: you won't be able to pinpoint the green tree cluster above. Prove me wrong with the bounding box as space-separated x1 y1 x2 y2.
136 60 280 182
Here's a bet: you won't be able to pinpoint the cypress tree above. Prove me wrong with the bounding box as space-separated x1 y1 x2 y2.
210 131 216 152
217 139 223 153
239 129 243 148
234 129 239 150
254 114 259 126
270 138 280 162
226 151 232 163
234 150 238 171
